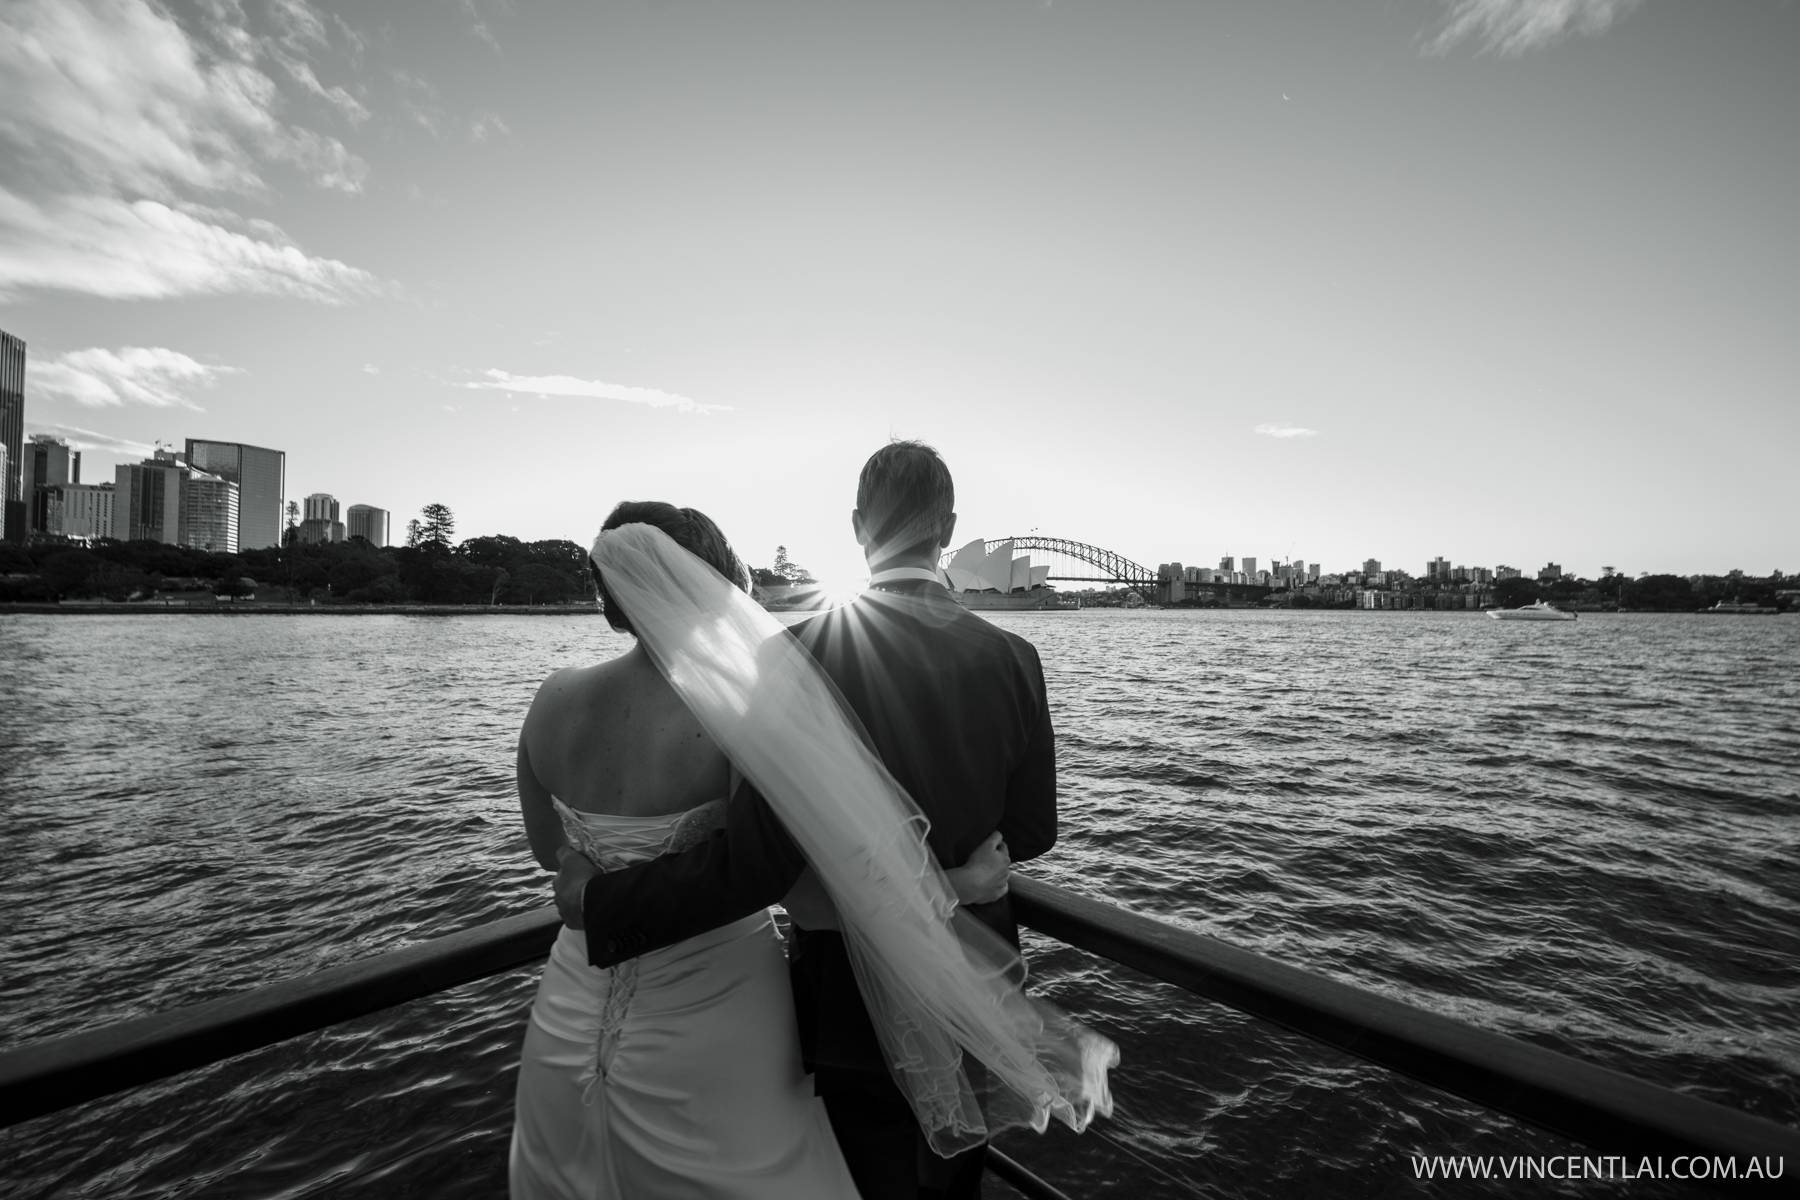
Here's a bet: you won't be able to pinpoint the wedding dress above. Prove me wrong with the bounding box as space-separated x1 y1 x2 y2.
588 522 1115 1159
510 796 857 1199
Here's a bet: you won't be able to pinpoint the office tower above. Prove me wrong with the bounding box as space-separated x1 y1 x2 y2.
1218 556 1234 572
299 493 344 544
113 452 238 551
186 439 285 550
1242 556 1257 577
114 454 184 543
42 482 114 540
24 434 78 486
1308 563 1320 582
1 331 22 542
183 470 239 553
24 434 79 534
345 504 389 547
1363 558 1381 576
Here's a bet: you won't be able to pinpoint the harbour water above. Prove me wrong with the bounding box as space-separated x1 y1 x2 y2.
1 610 1795 1197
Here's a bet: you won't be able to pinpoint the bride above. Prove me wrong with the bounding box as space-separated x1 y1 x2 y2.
510 502 857 1198
510 500 1112 1198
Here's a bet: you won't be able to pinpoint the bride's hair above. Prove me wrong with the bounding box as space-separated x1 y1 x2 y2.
592 501 749 634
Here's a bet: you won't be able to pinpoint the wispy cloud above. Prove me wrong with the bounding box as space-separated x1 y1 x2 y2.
24 421 158 460
1425 0 1646 56
469 111 511 143
31 347 242 410
463 370 729 414
0 0 383 301
1254 423 1319 439
0 192 384 302
460 0 505 55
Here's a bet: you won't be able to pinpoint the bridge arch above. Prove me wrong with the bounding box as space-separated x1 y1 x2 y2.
942 536 1161 599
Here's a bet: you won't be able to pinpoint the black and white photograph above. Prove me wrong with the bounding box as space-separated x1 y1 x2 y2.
0 1 1795 1196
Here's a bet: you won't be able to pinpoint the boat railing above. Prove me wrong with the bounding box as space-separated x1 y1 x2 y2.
2 874 1794 1196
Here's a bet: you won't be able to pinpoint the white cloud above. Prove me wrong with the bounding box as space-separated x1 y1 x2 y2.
1425 0 1646 56
0 190 384 302
460 0 504 55
23 420 158 460
1254 423 1319 438
463 370 729 415
31 347 242 410
0 0 381 300
362 362 380 374
469 111 511 143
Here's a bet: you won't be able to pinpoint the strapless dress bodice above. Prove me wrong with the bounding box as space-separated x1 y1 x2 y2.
551 796 727 872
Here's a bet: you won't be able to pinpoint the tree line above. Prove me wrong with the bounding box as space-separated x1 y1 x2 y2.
0 504 598 606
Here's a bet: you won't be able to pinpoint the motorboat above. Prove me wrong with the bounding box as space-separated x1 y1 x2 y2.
1488 599 1577 621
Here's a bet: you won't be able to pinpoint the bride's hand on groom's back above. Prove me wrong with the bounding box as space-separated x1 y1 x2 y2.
555 845 599 930
947 831 1011 906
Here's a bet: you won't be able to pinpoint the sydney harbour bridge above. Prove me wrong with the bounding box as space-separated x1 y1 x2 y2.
941 536 1271 602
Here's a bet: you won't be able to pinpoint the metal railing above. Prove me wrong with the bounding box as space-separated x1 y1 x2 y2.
3 876 1795 1193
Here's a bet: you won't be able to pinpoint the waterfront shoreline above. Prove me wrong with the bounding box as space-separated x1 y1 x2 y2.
0 602 602 616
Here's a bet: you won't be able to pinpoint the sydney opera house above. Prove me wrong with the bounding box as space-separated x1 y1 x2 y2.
941 539 1068 609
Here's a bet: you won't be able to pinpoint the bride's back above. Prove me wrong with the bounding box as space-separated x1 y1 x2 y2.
523 645 730 818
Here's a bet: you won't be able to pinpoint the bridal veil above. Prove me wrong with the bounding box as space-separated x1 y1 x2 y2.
589 522 1116 1158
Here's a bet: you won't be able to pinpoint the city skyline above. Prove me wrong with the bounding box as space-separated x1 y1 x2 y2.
4 418 1781 585
2 2 1796 584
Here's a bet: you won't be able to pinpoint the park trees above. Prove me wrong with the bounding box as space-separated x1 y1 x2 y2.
416 504 455 551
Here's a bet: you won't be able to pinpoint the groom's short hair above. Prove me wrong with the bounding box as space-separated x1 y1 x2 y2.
856 440 954 561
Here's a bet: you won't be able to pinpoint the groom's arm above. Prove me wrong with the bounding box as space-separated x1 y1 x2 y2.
998 646 1057 864
576 781 808 968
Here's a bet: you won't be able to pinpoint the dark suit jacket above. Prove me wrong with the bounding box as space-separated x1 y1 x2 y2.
580 578 1056 1086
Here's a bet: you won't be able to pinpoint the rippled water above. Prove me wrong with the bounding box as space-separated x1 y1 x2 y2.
1 610 1796 1198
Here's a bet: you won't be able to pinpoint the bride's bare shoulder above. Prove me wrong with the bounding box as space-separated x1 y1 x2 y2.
526 651 639 722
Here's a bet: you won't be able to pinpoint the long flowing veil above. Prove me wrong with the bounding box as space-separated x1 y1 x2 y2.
590 522 1117 1157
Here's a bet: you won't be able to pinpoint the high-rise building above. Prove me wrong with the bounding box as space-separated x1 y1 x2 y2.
183 470 239 553
41 482 114 540
1 331 23 542
345 504 389 547
1363 558 1382 576
113 451 238 551
1242 556 1257 578
299 492 344 544
114 454 184 543
1218 556 1234 572
1426 556 1450 580
186 439 285 550
1537 562 1563 582
24 434 79 534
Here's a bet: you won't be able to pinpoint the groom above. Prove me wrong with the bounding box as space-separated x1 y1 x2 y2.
556 440 1058 1200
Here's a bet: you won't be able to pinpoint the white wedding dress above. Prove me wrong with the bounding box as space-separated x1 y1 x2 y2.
510 796 858 1199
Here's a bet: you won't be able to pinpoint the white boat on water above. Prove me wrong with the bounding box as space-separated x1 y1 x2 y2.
1488 599 1577 622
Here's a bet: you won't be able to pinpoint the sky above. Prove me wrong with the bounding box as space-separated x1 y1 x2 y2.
2 0 1795 589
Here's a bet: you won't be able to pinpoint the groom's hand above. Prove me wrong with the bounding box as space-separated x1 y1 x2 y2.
554 845 599 930
947 831 1012 906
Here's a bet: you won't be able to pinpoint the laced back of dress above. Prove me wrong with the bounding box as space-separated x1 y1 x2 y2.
549 793 730 1104
552 795 727 871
